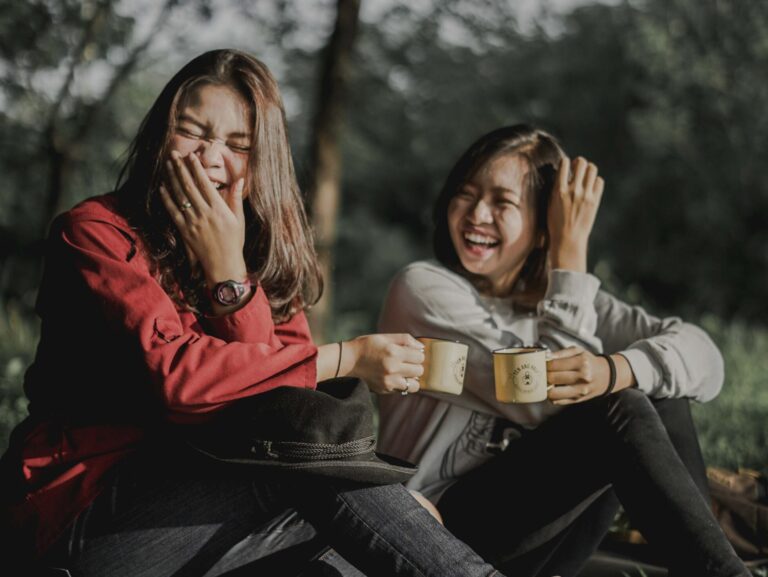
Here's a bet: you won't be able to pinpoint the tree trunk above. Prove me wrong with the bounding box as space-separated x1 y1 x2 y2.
306 0 361 343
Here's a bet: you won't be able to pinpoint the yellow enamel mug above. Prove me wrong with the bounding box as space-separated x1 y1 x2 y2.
493 346 548 403
416 337 468 395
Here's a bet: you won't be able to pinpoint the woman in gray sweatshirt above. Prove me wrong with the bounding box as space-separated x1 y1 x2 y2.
377 125 748 577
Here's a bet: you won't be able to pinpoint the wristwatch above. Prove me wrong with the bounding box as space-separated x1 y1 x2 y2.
211 278 252 306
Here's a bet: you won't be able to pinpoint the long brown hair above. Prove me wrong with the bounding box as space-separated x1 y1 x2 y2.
115 49 322 322
433 124 563 308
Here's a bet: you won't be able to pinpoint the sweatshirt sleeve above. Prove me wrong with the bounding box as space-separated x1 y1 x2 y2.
536 269 604 353
60 217 318 420
594 291 723 402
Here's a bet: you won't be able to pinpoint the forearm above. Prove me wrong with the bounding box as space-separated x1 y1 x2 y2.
317 339 361 383
317 342 343 382
550 245 587 273
610 352 637 393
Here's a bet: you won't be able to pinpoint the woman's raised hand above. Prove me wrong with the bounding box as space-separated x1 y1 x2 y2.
345 334 425 395
547 156 605 272
159 151 247 284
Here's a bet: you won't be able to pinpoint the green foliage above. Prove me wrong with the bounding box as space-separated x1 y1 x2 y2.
613 0 768 321
0 304 38 452
0 0 151 314
693 316 768 473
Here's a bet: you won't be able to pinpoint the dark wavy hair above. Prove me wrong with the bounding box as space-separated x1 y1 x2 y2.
433 124 564 307
114 49 322 322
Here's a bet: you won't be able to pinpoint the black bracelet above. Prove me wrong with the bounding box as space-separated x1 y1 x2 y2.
334 342 343 379
599 354 617 397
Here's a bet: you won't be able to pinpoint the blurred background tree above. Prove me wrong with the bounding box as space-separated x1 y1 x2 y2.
0 0 765 476
306 0 361 343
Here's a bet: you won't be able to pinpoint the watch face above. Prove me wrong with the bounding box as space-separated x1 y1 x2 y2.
219 284 238 303
214 280 246 306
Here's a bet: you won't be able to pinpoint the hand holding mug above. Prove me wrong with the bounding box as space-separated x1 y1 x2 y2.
346 334 425 395
546 346 630 405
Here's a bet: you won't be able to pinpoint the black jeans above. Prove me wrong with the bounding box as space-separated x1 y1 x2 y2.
438 389 748 577
42 450 503 577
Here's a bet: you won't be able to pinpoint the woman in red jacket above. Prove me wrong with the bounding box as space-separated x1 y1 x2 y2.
0 49 501 577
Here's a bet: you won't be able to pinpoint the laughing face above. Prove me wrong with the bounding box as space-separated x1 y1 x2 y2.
169 83 252 199
447 154 539 296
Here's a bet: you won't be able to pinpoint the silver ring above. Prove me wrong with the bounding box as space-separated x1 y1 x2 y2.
401 390 409 396
180 201 192 211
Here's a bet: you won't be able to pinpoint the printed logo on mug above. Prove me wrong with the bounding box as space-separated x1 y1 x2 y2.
416 337 469 395
493 346 548 403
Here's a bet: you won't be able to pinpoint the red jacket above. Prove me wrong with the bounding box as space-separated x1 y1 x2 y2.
1 192 318 555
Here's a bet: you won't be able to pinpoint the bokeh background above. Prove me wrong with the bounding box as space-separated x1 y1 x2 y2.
1 0 766 480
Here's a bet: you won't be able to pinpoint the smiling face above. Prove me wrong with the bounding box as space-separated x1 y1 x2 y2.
447 154 539 296
169 83 253 199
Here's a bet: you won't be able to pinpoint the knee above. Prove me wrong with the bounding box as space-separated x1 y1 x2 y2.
408 489 444 525
610 387 652 411
604 388 659 431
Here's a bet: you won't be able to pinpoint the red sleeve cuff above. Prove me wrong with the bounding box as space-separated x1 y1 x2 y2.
203 284 276 343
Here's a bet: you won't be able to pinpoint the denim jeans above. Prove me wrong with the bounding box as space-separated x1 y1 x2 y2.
438 389 749 577
43 449 503 577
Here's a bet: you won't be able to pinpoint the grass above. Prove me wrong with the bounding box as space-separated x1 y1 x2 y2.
693 315 768 475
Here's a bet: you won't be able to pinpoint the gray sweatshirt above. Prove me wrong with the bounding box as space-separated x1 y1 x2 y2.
377 260 724 501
